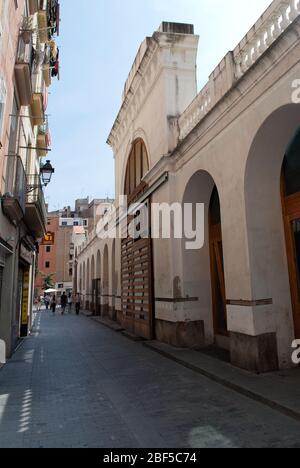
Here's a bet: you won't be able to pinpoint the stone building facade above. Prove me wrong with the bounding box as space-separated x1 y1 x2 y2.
76 1 300 373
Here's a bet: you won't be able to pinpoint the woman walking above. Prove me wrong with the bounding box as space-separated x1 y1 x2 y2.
51 295 57 315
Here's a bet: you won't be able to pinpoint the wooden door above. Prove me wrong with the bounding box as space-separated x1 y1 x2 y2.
210 223 228 336
209 188 228 337
283 191 300 338
121 194 154 340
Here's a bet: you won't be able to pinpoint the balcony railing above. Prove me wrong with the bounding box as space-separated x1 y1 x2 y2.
16 34 34 67
178 0 300 140
15 157 27 214
27 175 47 218
2 157 27 224
25 175 47 237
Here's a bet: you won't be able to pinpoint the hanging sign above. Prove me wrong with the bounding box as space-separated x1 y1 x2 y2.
41 232 55 246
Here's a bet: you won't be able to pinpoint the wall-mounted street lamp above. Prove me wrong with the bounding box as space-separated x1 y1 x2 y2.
27 160 55 194
40 160 55 187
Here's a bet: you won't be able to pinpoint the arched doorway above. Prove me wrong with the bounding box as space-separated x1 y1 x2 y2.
282 128 300 339
244 104 300 368
121 138 154 339
103 245 109 316
95 250 101 316
91 256 95 314
79 263 82 294
111 240 116 321
86 258 90 310
209 187 227 338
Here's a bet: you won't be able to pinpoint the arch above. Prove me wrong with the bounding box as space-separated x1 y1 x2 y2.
79 263 82 293
121 133 151 197
182 170 225 345
96 250 101 278
83 262 86 291
123 139 149 197
91 255 95 283
111 239 116 320
91 255 95 313
244 103 300 365
86 258 90 309
103 245 109 316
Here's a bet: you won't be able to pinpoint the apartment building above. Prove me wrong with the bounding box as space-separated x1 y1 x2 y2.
0 0 60 359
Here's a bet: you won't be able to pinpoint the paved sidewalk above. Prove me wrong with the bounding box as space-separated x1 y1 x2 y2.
0 311 300 448
144 341 300 421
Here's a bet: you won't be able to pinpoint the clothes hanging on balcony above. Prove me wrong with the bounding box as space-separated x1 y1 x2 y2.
47 0 60 40
50 47 59 78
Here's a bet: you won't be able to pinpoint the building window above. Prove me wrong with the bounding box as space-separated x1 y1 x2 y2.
46 246 51 253
45 262 50 269
73 221 79 226
124 139 149 196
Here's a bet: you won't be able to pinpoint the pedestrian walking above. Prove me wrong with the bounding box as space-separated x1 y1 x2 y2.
61 292 67 315
44 294 51 310
37 296 42 311
51 295 57 315
75 294 81 316
68 292 73 313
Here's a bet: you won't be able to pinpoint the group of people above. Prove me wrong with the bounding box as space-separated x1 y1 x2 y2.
35 292 82 316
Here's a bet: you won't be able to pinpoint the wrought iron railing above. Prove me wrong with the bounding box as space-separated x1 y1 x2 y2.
16 33 34 70
26 174 47 222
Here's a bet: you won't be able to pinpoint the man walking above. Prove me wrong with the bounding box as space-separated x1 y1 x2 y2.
61 292 67 315
75 294 81 316
68 292 73 313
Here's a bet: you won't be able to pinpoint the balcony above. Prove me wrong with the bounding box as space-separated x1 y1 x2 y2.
37 10 48 44
43 64 51 87
36 126 48 157
14 35 33 106
24 175 47 238
2 157 26 224
31 93 44 127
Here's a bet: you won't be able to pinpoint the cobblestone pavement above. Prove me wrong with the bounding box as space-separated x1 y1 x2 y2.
0 311 300 448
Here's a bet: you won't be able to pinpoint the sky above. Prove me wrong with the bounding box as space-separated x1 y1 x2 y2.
45 0 272 211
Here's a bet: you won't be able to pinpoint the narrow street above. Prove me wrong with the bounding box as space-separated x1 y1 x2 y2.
0 311 299 449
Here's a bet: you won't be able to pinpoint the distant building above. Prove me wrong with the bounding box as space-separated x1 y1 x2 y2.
36 198 114 298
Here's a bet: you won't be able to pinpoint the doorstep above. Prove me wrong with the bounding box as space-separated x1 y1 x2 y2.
144 340 300 422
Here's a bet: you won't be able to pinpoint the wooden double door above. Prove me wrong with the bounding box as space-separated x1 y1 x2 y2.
283 191 300 338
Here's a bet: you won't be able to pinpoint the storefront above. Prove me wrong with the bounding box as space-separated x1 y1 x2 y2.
19 241 35 338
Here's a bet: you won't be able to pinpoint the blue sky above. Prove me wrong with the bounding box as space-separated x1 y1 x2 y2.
45 0 272 211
